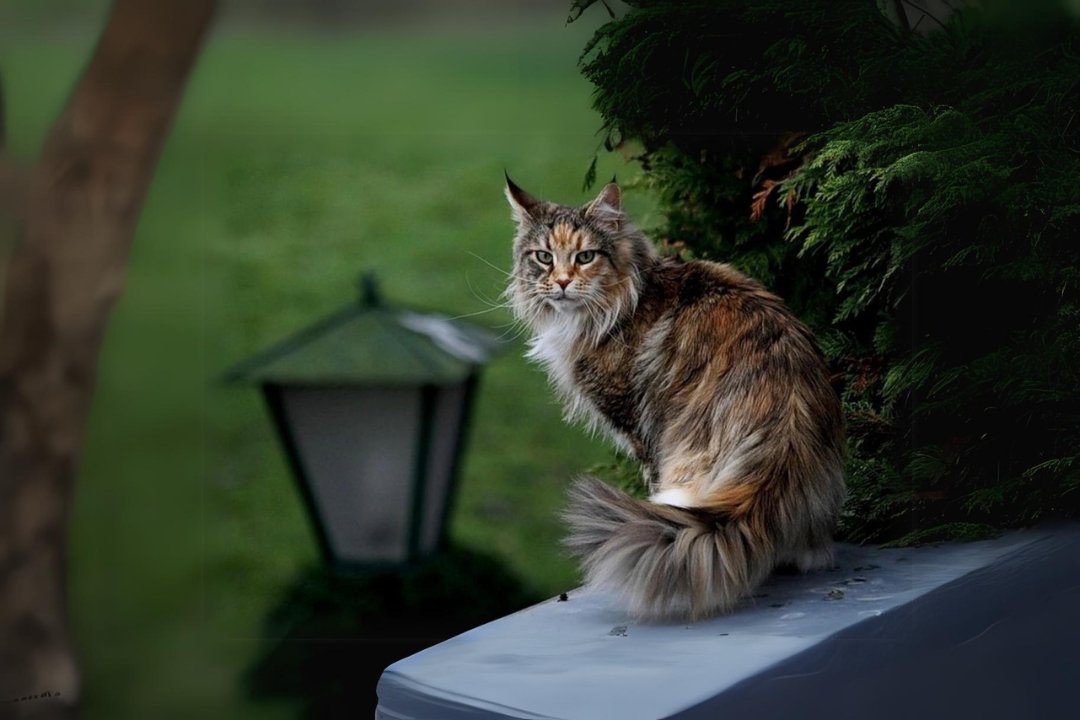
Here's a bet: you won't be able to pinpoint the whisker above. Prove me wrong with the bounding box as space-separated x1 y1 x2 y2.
466 251 512 275
466 252 532 283
464 274 515 310
446 306 509 321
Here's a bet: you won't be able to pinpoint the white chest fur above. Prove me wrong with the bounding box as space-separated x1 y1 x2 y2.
526 314 584 411
525 314 635 455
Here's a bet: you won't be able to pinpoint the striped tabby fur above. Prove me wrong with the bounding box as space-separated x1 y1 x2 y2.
505 177 846 621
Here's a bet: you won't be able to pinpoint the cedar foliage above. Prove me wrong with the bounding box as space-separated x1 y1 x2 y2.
572 0 1080 543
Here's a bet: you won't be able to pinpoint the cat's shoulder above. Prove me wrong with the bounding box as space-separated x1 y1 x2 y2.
646 257 764 307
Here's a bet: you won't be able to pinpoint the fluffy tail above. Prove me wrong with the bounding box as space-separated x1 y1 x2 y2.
563 477 776 621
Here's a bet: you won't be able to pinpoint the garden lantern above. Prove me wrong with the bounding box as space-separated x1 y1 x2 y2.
226 274 500 570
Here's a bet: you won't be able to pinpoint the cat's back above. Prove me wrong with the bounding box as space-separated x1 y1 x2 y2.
630 257 842 478
638 257 802 338
632 257 831 396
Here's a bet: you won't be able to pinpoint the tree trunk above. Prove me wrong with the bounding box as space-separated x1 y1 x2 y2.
0 1 215 716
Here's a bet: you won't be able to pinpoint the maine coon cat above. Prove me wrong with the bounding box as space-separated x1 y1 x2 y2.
505 176 846 621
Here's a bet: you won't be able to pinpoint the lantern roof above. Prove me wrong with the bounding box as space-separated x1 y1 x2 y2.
225 275 503 386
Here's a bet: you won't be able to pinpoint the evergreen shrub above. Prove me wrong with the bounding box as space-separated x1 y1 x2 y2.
572 0 1080 543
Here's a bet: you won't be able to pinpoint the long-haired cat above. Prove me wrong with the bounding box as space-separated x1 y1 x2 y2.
504 176 846 621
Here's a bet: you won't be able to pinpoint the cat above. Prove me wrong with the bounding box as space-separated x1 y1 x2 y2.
504 176 847 621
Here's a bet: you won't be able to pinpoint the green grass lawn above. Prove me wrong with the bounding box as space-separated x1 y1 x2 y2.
2 11 659 719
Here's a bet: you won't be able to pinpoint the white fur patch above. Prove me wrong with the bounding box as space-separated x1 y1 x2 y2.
518 273 644 448
526 314 582 398
524 314 601 431
649 487 695 508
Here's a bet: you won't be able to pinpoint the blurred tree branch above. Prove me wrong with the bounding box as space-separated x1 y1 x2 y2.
0 124 29 221
0 76 21 325
0 158 29 219
0 76 29 214
0 1 216 716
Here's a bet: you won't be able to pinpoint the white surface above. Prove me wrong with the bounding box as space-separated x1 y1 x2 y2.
377 531 1045 720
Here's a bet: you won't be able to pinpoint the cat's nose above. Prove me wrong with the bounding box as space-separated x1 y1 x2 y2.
555 277 571 289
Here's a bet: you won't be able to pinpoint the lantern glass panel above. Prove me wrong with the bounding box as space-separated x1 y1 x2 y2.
417 381 469 553
282 385 420 563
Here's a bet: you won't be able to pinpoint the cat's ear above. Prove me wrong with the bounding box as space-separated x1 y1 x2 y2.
505 173 542 224
583 182 623 230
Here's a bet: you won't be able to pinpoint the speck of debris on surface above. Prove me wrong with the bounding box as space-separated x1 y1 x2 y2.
608 625 628 637
854 564 881 571
718 632 730 636
557 592 568 602
896 557 908 562
770 603 785 608
752 593 769 599
825 589 845 600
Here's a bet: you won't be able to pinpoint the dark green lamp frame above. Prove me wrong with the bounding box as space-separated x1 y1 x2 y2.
225 273 498 572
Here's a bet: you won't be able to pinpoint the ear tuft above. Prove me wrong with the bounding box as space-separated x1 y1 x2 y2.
584 182 623 229
505 173 542 224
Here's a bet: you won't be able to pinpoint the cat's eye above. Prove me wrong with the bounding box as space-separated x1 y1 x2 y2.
534 250 553 264
576 250 597 265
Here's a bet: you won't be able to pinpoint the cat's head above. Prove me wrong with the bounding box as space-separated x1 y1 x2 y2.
504 175 654 339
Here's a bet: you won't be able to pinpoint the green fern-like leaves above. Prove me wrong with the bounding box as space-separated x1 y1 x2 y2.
575 0 1080 542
